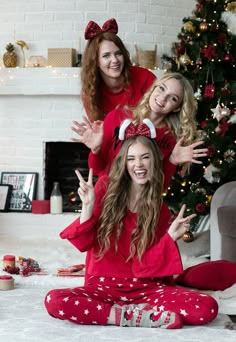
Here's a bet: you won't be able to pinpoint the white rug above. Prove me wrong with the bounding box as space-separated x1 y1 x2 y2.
1 235 236 342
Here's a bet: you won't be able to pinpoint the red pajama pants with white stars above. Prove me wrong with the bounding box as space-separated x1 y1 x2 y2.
44 276 218 326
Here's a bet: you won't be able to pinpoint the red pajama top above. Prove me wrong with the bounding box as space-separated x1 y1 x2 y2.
60 175 183 280
88 108 177 191
84 66 156 121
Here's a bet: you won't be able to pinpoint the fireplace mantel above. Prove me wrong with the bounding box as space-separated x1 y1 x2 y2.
0 67 163 96
0 67 81 95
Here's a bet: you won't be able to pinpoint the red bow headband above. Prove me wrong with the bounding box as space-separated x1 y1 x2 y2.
119 119 156 141
84 18 118 40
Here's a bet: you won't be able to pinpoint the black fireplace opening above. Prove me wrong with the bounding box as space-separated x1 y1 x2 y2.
44 141 97 212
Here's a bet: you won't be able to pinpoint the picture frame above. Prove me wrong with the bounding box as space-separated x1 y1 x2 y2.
1 172 38 212
0 184 13 212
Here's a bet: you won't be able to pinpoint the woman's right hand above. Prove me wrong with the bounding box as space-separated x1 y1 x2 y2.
75 168 94 223
75 168 94 207
71 116 104 153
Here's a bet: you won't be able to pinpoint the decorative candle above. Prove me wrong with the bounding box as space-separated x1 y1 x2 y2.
0 275 14 290
3 255 16 269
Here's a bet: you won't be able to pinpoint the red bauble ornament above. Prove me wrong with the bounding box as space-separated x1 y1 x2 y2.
224 54 233 62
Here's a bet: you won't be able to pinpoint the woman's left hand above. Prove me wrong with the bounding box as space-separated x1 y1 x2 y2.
169 137 208 165
168 204 196 241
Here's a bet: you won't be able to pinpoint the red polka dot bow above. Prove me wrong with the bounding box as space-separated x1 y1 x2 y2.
119 119 156 141
84 18 118 40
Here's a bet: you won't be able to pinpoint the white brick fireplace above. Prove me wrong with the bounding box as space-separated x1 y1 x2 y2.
0 67 86 235
0 67 162 237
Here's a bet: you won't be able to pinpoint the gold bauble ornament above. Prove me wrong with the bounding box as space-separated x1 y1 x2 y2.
179 53 191 66
199 22 208 31
226 1 236 13
182 231 194 243
183 21 195 33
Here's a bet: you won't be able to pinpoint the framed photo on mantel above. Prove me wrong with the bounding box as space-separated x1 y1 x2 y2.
0 184 13 212
1 172 38 212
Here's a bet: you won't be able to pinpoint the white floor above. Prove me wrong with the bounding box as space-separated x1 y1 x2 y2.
1 231 236 341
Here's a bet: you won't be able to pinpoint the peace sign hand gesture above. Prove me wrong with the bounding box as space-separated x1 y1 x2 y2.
75 168 94 223
168 204 196 242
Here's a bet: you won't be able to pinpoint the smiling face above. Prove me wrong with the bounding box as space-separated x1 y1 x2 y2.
149 78 184 120
98 40 125 80
126 141 152 186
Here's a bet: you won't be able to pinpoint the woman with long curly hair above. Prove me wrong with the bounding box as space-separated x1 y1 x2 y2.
44 121 218 329
80 18 156 122
72 72 208 190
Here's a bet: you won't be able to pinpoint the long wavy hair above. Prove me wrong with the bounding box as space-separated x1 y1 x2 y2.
81 32 132 121
132 72 198 147
96 135 164 262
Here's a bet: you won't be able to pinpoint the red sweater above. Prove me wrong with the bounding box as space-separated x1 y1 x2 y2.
60 175 183 280
88 108 177 191
85 65 156 120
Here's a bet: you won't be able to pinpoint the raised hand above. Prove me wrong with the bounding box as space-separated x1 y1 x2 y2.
168 204 196 241
169 137 208 165
75 168 94 206
71 116 104 153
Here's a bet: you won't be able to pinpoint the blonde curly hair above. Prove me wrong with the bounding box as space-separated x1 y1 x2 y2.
132 72 198 147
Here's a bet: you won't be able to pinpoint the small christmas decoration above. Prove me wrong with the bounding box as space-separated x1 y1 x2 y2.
224 149 235 163
204 69 215 98
178 53 191 69
199 21 208 31
182 231 194 242
3 43 18 67
183 21 195 32
15 39 29 67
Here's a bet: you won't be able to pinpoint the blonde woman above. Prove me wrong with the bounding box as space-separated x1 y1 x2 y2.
72 72 207 189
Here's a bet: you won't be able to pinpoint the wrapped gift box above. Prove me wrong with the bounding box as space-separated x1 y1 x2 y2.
48 48 77 67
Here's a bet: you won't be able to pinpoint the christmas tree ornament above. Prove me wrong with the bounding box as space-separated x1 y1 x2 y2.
224 53 233 62
201 44 217 61
215 118 231 136
211 102 222 121
226 2 236 12
224 149 235 163
179 52 191 66
217 33 227 44
204 69 215 98
196 57 202 66
220 106 231 117
182 231 194 243
220 83 231 96
195 202 207 214
203 164 220 183
194 87 202 101
199 21 208 31
183 21 195 32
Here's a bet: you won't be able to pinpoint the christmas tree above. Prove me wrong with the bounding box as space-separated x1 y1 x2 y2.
162 0 236 233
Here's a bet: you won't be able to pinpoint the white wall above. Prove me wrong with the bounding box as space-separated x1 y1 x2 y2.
0 0 195 67
0 0 196 232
